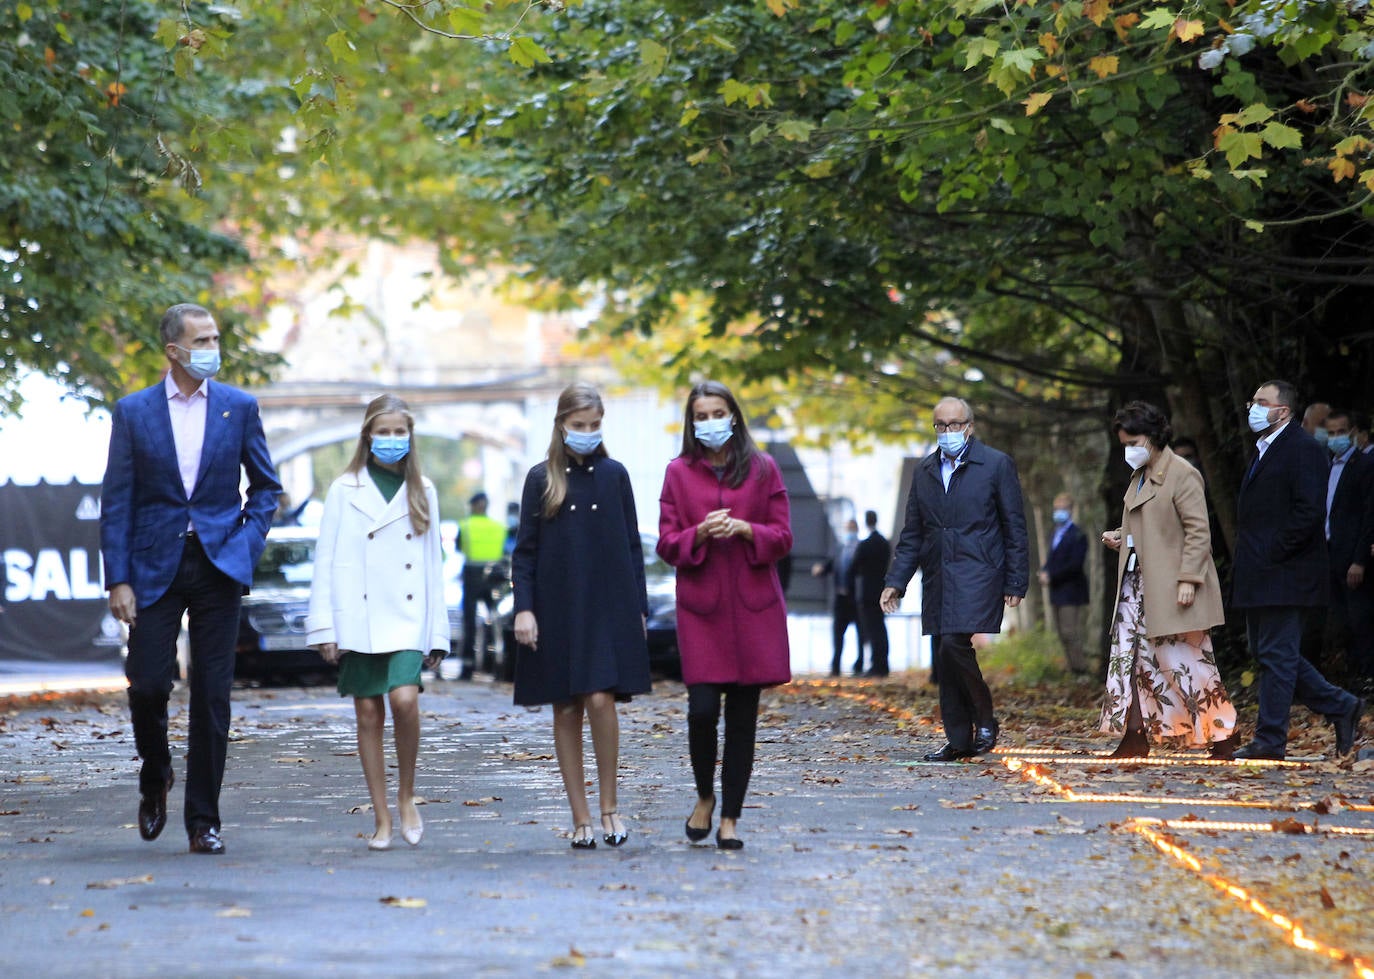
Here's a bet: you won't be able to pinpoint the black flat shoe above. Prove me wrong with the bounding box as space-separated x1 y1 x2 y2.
972 724 999 754
570 824 596 850
601 811 628 847
923 743 976 762
716 830 743 851
685 797 715 842
1234 743 1285 761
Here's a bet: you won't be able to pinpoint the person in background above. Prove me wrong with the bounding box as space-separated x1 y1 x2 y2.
457 491 507 679
1170 437 1201 469
1352 411 1373 454
1303 401 1331 448
659 381 792 850
881 396 1029 761
511 382 651 850
503 500 520 557
812 518 863 676
101 303 281 855
1099 402 1235 758
308 395 449 850
1230 380 1364 759
854 510 892 677
1318 409 1374 695
1039 493 1091 676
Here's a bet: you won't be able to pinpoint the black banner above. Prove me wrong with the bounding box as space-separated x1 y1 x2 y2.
0 480 122 664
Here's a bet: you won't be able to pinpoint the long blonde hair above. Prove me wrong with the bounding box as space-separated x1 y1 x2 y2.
541 382 606 519
345 394 430 534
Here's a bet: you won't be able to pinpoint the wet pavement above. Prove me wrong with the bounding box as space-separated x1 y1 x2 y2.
1 676 1371 977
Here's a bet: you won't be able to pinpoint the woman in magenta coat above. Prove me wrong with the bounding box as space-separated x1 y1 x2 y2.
657 381 792 850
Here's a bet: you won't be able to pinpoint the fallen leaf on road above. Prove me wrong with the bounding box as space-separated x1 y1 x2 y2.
1319 885 1337 909
380 896 427 909
87 874 153 889
1270 817 1309 835
275 757 314 764
464 797 502 806
217 907 252 918
939 799 975 810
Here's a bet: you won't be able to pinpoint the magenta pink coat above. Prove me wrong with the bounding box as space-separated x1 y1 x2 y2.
657 453 792 687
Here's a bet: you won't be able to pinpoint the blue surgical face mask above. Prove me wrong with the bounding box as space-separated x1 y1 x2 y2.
175 345 221 381
1328 434 1353 456
937 431 967 457
1052 509 1071 524
1313 427 1329 445
563 427 603 456
694 416 734 451
1248 403 1276 433
371 434 410 464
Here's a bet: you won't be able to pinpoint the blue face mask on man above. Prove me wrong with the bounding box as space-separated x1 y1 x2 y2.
371 434 410 464
564 428 603 456
175 345 221 381
937 431 967 457
694 416 734 451
1328 434 1353 457
1052 509 1071 524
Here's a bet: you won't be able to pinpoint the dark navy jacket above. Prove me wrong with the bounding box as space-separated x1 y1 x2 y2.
1041 521 1089 607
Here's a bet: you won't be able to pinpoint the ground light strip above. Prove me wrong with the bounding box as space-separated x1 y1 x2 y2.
794 681 1374 978
1003 756 1308 810
1127 818 1374 978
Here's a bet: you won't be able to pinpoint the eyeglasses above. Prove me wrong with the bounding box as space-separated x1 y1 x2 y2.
1245 400 1286 411
933 419 970 433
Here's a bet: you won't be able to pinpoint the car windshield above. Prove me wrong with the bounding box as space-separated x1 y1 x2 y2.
254 538 316 590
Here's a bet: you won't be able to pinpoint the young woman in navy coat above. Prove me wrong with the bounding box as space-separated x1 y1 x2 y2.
657 381 792 850
511 382 652 849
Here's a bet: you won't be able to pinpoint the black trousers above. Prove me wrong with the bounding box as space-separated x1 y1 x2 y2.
830 593 862 673
687 683 762 820
858 601 889 674
124 535 241 835
933 633 995 752
462 563 495 668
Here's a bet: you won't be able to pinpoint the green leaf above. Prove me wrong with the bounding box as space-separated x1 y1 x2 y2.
777 119 815 142
1218 130 1263 169
964 37 999 70
1260 122 1302 151
324 31 358 65
1138 9 1178 31
640 39 668 78
16 3 33 22
447 8 485 35
508 37 551 68
720 78 752 106
989 117 1016 135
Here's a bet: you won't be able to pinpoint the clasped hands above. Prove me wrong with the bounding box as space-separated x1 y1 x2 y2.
697 508 750 543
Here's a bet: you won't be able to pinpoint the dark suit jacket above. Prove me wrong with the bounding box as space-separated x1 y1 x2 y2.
101 379 281 608
853 531 890 607
1327 448 1374 576
884 438 1029 635
1041 521 1089 606
1230 422 1328 609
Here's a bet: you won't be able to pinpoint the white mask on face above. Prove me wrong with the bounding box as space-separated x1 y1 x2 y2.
1123 445 1151 471
1248 403 1276 433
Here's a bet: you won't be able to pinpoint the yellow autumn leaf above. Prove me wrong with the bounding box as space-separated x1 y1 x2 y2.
1038 32 1059 57
1044 63 1065 79
1082 0 1111 26
1172 18 1204 42
1088 55 1119 79
1362 169 1374 192
1113 12 1140 40
1022 91 1053 116
1329 157 1357 182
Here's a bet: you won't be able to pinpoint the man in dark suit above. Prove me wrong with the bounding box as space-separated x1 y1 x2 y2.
1038 492 1091 675
812 518 863 676
1230 380 1363 760
101 303 281 854
1320 409 1374 692
854 510 891 677
881 397 1029 760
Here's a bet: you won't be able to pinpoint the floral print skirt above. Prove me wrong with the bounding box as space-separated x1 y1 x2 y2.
1098 568 1236 748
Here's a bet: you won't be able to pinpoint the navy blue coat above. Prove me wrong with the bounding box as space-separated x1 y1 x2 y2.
1326 448 1374 577
1041 522 1089 607
510 455 651 706
884 439 1029 635
1230 423 1329 609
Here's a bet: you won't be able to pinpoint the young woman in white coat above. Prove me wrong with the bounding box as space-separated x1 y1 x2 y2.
307 395 449 850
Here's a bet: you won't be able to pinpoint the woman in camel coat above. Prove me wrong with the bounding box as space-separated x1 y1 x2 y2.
1100 401 1236 758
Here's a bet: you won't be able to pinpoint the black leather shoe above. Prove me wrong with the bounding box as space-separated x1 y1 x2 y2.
923 743 976 762
1234 743 1285 761
138 769 173 841
1333 697 1365 755
973 724 999 753
684 797 715 842
715 830 744 850
188 826 225 855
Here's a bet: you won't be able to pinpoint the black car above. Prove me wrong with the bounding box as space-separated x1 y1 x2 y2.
234 528 330 682
489 531 679 681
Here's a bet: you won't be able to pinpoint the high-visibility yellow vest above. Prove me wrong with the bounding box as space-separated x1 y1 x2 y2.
460 514 507 562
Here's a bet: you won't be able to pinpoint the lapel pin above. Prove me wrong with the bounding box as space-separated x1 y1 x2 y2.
222 411 230 418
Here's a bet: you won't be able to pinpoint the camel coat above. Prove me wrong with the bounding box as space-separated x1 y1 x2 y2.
1111 446 1224 638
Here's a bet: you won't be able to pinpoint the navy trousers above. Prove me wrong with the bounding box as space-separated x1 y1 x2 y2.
1246 606 1355 756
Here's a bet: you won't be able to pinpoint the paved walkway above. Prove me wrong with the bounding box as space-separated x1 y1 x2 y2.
0 677 1370 977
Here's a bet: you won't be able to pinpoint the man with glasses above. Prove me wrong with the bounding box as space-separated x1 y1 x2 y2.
880 397 1028 760
1230 380 1364 759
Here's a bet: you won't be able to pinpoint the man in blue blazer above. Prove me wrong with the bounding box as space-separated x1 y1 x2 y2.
1230 380 1363 760
1038 492 1091 675
101 303 280 854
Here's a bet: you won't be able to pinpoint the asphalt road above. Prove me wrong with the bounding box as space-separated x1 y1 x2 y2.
1 677 1369 978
